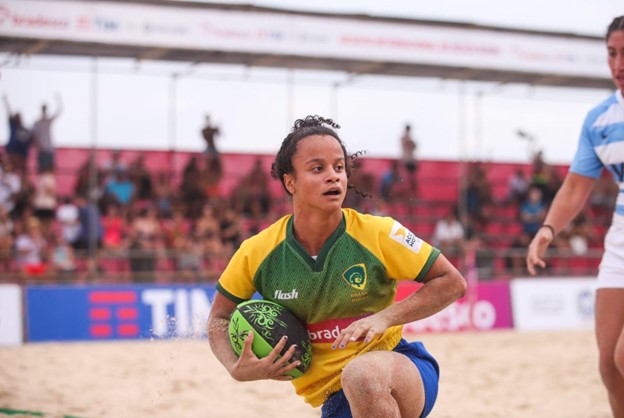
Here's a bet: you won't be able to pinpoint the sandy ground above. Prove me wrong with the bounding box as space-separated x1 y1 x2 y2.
0 330 611 418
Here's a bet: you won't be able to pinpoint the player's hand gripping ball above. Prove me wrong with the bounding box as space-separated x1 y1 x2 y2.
229 299 312 378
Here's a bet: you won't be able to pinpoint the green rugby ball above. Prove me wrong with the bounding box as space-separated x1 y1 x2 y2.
229 299 312 378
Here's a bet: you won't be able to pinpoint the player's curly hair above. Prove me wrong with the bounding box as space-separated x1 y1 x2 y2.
606 16 624 41
271 115 369 198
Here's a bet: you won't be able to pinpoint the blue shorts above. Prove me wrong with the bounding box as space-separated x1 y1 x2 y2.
321 339 439 418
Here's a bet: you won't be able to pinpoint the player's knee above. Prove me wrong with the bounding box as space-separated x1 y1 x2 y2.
342 356 385 396
614 346 624 377
599 355 624 389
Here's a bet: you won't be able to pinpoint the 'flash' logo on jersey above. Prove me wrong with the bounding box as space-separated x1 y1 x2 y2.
390 221 422 254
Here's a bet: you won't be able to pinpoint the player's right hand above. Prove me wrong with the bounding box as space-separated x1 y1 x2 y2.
526 227 554 276
230 331 299 382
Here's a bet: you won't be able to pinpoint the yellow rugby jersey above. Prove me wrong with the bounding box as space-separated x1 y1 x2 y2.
216 208 440 407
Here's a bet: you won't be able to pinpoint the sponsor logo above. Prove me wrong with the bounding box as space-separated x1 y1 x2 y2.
87 290 139 338
307 315 371 343
274 288 298 300
390 221 422 253
342 264 367 291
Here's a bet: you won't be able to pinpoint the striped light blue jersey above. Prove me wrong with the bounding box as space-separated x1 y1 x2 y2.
570 90 624 222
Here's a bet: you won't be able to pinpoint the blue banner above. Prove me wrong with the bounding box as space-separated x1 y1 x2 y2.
27 285 218 342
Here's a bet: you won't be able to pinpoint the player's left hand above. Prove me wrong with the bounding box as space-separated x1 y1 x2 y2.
331 314 390 349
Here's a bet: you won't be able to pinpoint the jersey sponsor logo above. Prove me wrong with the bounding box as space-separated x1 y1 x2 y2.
274 288 299 300
306 314 371 343
342 264 367 291
389 221 423 253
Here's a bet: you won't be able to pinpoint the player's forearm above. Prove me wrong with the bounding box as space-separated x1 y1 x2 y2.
383 270 466 327
543 174 594 235
207 316 239 372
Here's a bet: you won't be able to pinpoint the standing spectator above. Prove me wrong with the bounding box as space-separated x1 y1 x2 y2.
153 171 173 218
2 94 31 176
74 195 104 272
180 156 205 219
201 114 221 160
32 94 62 173
400 123 418 196
32 166 57 237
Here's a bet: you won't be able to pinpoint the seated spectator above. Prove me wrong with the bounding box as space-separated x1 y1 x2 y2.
379 160 406 202
101 204 127 251
128 155 153 202
231 158 273 216
104 171 135 208
461 161 493 229
0 206 14 271
565 210 598 256
32 166 57 237
101 149 128 185
505 232 532 276
128 206 162 283
15 217 47 277
56 196 81 248
519 186 546 236
0 154 21 217
49 233 77 282
74 154 104 201
505 168 529 207
432 207 465 255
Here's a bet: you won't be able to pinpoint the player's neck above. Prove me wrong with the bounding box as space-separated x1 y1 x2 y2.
292 210 342 256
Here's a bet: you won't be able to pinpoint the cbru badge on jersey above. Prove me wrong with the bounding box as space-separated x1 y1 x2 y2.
390 221 423 254
342 264 367 290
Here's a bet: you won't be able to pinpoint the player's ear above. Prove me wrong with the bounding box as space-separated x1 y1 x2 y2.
284 174 295 194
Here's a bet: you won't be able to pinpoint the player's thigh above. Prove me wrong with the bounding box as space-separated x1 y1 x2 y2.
342 350 425 414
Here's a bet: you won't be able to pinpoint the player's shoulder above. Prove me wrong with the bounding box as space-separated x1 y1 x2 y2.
585 92 619 125
240 214 290 250
343 208 393 229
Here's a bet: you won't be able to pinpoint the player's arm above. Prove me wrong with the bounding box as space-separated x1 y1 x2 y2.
333 254 466 347
207 291 299 381
526 172 595 275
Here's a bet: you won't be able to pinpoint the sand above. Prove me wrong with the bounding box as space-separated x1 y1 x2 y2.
0 330 611 418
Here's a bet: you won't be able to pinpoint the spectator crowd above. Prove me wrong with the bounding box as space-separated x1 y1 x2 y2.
0 109 618 284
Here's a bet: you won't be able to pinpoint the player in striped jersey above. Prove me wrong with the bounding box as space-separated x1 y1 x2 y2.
208 115 466 417
527 16 624 418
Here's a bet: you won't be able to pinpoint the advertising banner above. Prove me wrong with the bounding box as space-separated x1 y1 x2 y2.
27 285 216 342
397 281 513 333
510 278 595 331
0 284 22 346
0 0 608 78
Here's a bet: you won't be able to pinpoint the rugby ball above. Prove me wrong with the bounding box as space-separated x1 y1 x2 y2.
229 299 312 378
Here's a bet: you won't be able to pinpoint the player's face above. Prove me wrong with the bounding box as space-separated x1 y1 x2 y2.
285 134 347 212
607 30 624 94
